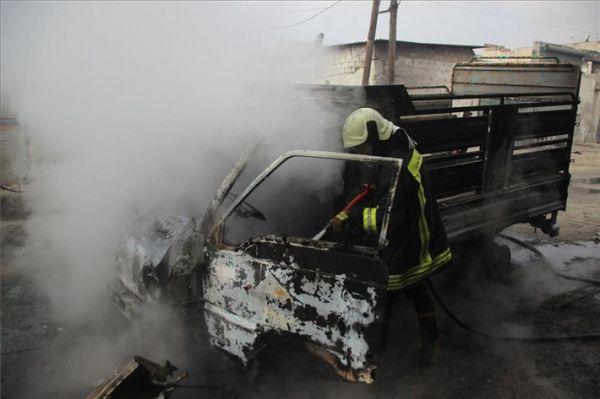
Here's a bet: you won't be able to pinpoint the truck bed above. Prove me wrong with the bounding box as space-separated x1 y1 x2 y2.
297 77 580 242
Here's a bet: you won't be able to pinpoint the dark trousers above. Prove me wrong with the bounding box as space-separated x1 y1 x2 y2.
380 280 438 349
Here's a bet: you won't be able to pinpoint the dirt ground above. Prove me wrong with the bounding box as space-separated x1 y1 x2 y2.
2 144 599 399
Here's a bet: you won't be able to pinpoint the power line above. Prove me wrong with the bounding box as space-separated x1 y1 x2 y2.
271 1 343 30
438 2 600 37
269 5 341 14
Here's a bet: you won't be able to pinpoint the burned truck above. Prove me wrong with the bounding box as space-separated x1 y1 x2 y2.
112 62 581 383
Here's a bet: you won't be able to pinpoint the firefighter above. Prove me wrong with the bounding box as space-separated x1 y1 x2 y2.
331 107 453 361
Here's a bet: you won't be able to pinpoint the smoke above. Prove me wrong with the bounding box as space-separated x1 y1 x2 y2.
1 1 339 321
0 2 349 393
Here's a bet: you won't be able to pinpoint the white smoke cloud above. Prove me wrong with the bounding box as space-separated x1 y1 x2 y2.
1 1 341 324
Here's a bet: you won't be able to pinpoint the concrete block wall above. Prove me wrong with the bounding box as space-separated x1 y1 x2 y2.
587 62 600 143
578 72 600 143
319 42 474 88
383 56 456 87
321 46 368 85
571 41 600 52
373 43 474 88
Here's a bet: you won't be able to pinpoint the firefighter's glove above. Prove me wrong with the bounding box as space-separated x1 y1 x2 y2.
331 211 349 233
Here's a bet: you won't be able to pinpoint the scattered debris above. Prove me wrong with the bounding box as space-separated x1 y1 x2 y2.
85 357 187 399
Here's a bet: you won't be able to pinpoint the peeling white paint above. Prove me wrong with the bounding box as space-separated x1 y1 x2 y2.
203 248 381 372
204 304 258 365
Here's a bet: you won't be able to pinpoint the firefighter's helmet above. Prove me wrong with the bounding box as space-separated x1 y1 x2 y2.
342 108 394 148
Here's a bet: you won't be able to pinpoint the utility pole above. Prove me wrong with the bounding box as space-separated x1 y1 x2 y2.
362 0 381 86
387 0 399 84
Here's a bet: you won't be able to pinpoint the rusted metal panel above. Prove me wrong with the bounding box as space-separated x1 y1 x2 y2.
442 175 569 242
452 63 580 96
85 356 187 399
203 236 388 383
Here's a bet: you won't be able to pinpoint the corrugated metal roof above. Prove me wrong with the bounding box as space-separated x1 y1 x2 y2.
326 39 483 49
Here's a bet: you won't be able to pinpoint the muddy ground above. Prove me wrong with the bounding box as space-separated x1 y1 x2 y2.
2 237 600 399
2 144 600 398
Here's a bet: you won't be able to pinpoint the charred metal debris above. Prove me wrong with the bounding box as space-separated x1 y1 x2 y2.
85 356 187 399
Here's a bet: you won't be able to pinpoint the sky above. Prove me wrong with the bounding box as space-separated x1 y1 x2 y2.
267 1 600 48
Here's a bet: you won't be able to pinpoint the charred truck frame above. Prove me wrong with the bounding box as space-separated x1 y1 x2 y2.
112 63 581 383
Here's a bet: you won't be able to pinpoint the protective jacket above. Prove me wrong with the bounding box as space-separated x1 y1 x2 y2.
343 133 452 291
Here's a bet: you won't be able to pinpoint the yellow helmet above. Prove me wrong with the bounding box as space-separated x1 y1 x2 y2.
342 108 395 149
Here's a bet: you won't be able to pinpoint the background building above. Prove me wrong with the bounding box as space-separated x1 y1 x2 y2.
480 41 600 143
318 39 481 89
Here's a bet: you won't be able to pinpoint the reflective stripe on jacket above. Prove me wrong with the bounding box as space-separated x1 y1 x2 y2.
346 139 452 291
386 150 452 291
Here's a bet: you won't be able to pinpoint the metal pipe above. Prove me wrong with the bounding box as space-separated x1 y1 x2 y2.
197 142 257 234
409 91 576 102
403 101 576 116
471 56 561 63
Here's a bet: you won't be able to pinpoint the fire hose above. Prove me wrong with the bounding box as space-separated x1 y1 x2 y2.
312 184 373 240
314 188 600 341
428 233 600 342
